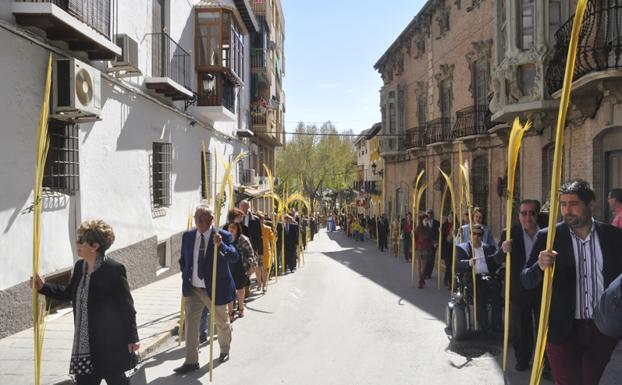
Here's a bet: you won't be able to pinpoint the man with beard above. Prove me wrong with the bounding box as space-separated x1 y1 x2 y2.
522 179 622 385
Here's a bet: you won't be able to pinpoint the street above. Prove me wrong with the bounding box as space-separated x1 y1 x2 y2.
130 230 508 385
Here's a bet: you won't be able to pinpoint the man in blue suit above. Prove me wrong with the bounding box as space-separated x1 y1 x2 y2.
456 223 502 332
174 205 239 374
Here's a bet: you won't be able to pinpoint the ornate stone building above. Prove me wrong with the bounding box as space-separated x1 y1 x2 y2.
491 0 622 222
375 0 622 234
375 0 506 235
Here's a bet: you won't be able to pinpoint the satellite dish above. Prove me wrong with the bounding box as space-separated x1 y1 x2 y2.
75 68 93 107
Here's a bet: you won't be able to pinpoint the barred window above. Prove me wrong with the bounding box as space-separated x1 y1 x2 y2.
153 142 172 207
43 122 79 195
201 150 212 200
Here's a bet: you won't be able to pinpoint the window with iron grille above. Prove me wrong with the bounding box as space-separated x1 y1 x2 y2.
153 142 172 207
201 150 212 200
43 122 79 195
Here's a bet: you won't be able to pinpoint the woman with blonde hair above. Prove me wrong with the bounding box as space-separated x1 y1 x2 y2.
32 220 139 385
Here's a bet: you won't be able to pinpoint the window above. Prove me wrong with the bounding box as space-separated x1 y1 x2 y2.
471 156 489 220
43 122 79 195
388 103 396 149
196 9 245 78
440 79 452 121
201 150 212 200
195 8 244 109
518 63 536 96
417 95 427 127
518 0 535 50
607 0 622 45
473 59 488 106
198 72 236 112
549 0 562 43
153 142 172 208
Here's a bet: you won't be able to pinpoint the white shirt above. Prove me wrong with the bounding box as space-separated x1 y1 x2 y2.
522 227 539 262
470 245 489 274
570 220 604 319
192 227 213 288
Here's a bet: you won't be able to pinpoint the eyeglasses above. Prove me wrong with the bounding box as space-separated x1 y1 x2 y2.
520 210 537 216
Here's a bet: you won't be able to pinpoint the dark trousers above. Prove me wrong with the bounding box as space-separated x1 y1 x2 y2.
402 235 412 260
546 319 619 385
509 300 536 366
424 251 436 277
379 233 388 251
76 372 128 385
285 248 297 271
475 274 501 331
442 253 452 285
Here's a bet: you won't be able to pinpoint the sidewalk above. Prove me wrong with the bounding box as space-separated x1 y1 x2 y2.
0 273 182 385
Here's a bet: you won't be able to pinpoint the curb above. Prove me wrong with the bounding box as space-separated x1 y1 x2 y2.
48 327 177 385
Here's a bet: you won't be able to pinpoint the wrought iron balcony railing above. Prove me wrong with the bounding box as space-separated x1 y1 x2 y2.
149 32 191 91
425 117 453 144
18 0 115 39
453 105 492 138
546 1 622 93
409 126 426 148
251 48 272 70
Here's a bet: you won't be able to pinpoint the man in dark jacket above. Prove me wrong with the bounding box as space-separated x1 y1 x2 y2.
424 208 441 278
378 214 389 252
457 224 501 332
277 214 299 272
521 180 622 385
239 200 263 259
494 199 541 371
175 205 239 374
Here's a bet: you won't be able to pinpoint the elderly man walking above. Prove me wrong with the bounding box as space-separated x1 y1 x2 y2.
174 205 239 374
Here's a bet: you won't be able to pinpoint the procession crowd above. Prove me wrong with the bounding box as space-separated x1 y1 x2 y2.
28 181 622 385
31 199 319 385
336 181 622 385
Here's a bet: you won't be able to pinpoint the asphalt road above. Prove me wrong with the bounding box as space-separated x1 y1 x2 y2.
128 230 516 385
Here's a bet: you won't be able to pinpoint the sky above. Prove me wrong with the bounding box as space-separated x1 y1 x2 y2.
281 0 426 135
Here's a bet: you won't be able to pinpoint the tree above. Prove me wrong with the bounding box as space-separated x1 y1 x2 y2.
276 121 357 214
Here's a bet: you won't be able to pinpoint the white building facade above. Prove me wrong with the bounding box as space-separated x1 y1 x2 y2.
0 0 266 337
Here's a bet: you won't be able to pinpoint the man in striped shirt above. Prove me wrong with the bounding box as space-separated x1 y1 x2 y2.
521 179 622 385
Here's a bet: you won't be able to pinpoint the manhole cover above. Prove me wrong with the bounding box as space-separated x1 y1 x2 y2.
447 341 501 358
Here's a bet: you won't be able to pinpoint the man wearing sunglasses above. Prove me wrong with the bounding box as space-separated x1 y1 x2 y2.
457 223 502 333
494 200 542 371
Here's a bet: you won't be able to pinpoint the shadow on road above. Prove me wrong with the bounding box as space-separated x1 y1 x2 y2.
130 343 224 385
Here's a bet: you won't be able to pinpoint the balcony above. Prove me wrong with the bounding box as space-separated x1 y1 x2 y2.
546 1 622 98
379 137 399 155
240 168 258 186
144 33 193 100
406 126 426 150
250 107 284 146
425 118 453 145
12 0 121 59
251 48 274 83
251 0 273 27
453 105 492 139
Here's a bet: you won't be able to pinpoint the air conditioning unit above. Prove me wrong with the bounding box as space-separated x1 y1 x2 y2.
52 57 101 121
110 34 141 77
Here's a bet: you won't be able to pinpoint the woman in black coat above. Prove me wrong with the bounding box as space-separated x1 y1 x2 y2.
33 220 139 385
